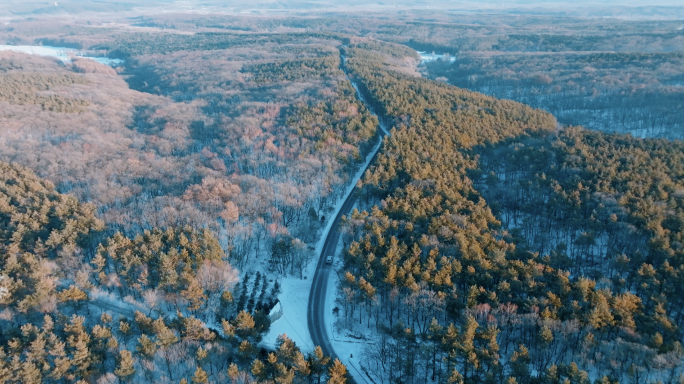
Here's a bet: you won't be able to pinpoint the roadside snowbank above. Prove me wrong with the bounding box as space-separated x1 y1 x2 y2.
326 228 374 384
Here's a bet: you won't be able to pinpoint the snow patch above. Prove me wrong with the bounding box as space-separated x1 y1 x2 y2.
0 45 124 66
326 235 374 384
418 51 456 63
262 276 314 351
268 301 283 322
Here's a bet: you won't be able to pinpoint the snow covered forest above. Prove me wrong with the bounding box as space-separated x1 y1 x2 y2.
0 25 374 384
0 3 683 384
335 42 684 384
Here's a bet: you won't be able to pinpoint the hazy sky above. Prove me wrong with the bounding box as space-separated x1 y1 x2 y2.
8 0 684 7
2 0 684 18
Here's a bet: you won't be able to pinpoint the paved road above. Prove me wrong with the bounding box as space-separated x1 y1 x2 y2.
307 182 360 361
307 49 388 381
306 140 385 381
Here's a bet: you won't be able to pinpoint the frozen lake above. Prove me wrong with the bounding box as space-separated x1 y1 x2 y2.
0 45 124 66
418 51 456 63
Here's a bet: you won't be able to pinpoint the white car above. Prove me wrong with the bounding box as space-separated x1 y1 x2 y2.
325 256 334 264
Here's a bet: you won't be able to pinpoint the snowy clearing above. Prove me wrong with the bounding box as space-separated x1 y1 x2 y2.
0 45 124 66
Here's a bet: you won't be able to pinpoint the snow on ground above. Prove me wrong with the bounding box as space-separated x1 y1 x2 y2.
89 288 144 316
261 275 315 351
261 136 384 356
0 45 124 66
86 56 125 66
0 45 73 62
325 230 375 384
418 51 456 63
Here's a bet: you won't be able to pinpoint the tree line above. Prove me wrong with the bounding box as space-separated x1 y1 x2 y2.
99 32 349 58
426 51 684 140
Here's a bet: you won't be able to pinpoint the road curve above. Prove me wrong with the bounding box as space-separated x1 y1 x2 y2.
307 139 386 380
307 182 359 361
307 48 387 380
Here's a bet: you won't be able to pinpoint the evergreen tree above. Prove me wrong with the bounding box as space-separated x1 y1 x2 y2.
328 359 348 384
114 350 136 380
192 366 209 384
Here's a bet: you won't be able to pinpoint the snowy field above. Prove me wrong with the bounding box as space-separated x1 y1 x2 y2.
418 51 456 63
0 45 124 66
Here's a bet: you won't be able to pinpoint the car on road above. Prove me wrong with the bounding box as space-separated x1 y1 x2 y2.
325 255 333 264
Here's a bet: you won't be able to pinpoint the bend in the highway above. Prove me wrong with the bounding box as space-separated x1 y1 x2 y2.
306 47 389 382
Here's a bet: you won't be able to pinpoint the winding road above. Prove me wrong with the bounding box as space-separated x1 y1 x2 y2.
307 48 388 380
306 182 360 361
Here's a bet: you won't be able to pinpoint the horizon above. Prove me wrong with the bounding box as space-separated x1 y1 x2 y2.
1 0 684 20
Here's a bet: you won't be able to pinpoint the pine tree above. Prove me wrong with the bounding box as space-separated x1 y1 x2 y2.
192 367 209 384
458 315 479 380
252 359 267 381
448 369 464 384
222 319 235 338
0 349 11 383
234 310 256 339
308 346 331 384
70 332 92 378
327 359 347 384
100 313 112 324
136 334 157 357
49 356 71 380
276 365 296 384
509 344 531 382
227 363 239 383
153 318 178 347
196 346 208 361
114 350 136 380
59 285 88 306
181 316 215 341
181 275 207 311
21 361 42 384
119 320 132 344
239 340 255 357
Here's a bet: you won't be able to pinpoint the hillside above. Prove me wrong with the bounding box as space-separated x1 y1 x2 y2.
0 160 350 383
336 43 684 383
0 9 683 384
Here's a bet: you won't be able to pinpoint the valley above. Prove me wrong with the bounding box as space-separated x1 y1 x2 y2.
0 3 683 384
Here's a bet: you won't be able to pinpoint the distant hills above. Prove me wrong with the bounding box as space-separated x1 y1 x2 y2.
2 0 684 19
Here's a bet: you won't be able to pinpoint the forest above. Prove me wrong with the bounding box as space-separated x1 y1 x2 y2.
100 11 684 140
0 24 374 384
0 7 683 384
425 51 684 140
335 43 684 384
0 160 347 383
